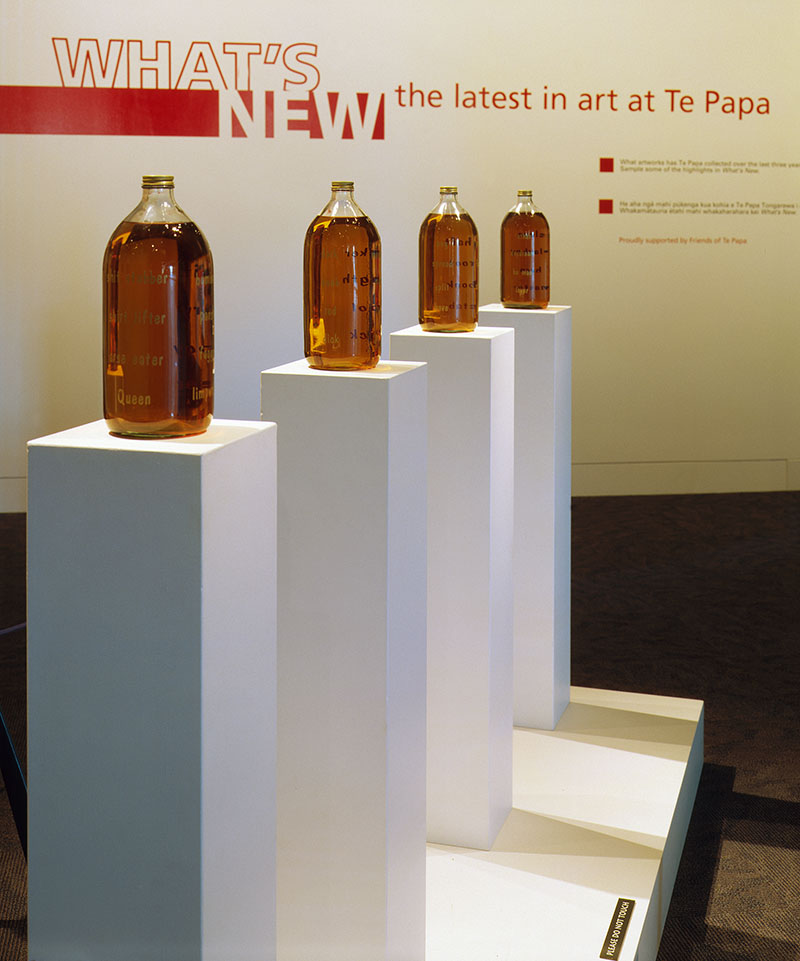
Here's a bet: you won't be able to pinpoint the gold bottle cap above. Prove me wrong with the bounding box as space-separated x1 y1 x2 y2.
518 189 533 196
142 175 175 187
440 186 458 192
331 180 354 190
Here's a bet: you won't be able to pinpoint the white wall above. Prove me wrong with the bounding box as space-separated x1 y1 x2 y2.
1 0 798 509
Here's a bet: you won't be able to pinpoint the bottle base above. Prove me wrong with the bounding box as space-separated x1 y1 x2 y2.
419 321 478 333
500 301 549 310
305 357 380 371
105 416 212 439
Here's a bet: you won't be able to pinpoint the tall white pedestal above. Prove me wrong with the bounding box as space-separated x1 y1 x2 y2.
26 419 277 961
260 360 428 961
388 327 515 851
479 304 572 731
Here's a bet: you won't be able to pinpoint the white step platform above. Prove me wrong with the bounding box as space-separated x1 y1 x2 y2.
426 686 704 961
478 303 572 732
27 419 277 961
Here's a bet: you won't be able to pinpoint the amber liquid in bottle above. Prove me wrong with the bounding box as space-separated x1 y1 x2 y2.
419 188 479 331
500 191 550 309
304 184 381 370
103 188 214 437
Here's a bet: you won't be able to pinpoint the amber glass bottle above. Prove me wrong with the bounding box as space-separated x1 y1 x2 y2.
303 181 381 370
103 175 214 437
500 189 550 309
419 186 479 332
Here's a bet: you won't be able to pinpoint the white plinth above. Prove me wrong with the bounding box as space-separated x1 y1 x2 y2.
260 360 428 961
426 687 704 961
388 327 515 850
26 419 277 961
480 303 572 731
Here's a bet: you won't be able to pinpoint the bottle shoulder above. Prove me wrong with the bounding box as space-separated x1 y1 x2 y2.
130 199 194 223
104 219 212 261
420 210 478 238
428 197 471 218
306 214 380 242
318 196 367 220
502 208 549 227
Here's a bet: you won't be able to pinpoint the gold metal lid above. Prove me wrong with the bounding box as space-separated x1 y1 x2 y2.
518 189 533 196
142 175 174 187
331 180 354 190
440 186 458 192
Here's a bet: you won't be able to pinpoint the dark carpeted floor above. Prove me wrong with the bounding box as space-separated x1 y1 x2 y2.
571 493 800 960
1 493 799 959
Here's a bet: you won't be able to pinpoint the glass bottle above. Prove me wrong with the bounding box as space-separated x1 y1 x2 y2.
418 186 479 332
303 181 381 370
500 189 550 309
103 175 214 437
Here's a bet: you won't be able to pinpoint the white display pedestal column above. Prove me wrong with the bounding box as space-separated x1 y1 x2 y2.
260 360 428 961
388 327 514 851
479 304 572 731
27 419 277 961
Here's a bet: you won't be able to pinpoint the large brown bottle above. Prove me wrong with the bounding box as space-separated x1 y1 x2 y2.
500 189 550 309
419 186 479 332
103 175 214 437
304 181 381 370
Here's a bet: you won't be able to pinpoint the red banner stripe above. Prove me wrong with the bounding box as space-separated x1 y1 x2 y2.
0 86 219 136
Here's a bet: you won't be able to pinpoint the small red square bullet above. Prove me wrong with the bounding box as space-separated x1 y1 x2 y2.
599 199 614 214
599 157 614 172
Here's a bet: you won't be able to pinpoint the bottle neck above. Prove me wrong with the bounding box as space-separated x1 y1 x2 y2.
323 186 364 219
511 191 537 214
129 185 190 224
434 189 465 217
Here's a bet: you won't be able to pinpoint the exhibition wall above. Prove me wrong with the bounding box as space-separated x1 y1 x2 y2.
1 0 798 510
